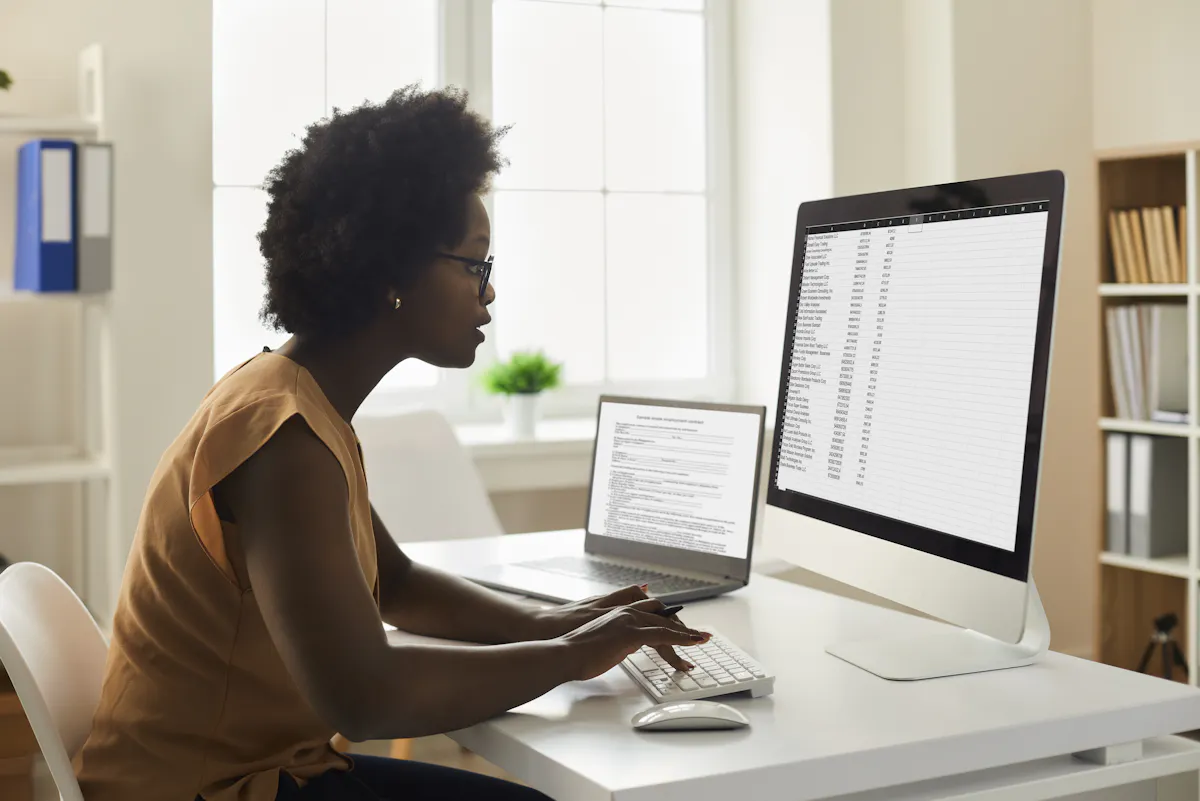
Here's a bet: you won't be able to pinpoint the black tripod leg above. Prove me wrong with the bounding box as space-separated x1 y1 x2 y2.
1136 639 1157 673
1172 642 1190 679
1164 640 1172 679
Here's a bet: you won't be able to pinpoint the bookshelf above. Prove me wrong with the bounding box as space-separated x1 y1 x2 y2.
1097 141 1199 686
0 45 118 617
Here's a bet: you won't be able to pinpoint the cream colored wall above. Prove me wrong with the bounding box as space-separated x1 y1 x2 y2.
0 0 212 621
821 0 1099 657
902 0 955 187
1093 0 1200 151
828 0 907 197
950 0 1099 659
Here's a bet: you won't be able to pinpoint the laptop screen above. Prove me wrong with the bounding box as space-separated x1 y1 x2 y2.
586 400 762 560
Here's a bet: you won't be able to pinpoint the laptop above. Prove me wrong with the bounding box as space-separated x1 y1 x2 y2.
458 395 767 604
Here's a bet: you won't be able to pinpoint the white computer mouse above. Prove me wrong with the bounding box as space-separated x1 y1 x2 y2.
631 700 750 732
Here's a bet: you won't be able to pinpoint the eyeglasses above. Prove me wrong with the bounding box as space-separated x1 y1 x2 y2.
436 252 493 299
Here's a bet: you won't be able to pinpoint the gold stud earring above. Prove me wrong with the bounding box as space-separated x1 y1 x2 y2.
394 297 402 310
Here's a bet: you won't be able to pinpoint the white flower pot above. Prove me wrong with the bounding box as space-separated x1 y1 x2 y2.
505 393 541 440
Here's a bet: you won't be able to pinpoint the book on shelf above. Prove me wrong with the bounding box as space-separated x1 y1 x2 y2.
1105 432 1187 559
1104 302 1187 423
1106 205 1187 283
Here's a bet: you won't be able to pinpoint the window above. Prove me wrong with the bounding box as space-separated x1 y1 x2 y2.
213 0 731 420
212 0 440 392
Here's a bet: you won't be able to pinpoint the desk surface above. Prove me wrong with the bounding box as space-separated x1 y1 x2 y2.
398 531 1200 801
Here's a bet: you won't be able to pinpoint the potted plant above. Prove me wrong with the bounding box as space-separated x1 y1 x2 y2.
482 350 563 439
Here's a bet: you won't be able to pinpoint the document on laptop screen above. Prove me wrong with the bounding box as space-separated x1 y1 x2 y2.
587 402 760 557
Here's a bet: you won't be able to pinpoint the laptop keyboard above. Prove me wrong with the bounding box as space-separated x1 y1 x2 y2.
515 556 718 595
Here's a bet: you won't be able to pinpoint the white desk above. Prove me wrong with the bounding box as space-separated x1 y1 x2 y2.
396 530 1200 801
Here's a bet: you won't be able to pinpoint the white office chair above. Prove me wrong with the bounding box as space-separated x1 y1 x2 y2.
0 562 108 801
352 410 502 758
356 409 503 541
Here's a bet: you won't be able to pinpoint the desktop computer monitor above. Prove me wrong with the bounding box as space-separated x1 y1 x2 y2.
765 171 1065 680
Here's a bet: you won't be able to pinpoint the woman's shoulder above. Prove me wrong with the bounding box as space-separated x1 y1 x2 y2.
205 351 302 411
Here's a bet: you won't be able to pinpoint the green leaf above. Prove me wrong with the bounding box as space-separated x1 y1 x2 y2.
0 71 12 91
481 350 563 395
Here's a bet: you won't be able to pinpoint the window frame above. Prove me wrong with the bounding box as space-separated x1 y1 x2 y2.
216 0 735 423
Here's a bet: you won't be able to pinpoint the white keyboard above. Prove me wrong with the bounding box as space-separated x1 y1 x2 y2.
620 627 775 702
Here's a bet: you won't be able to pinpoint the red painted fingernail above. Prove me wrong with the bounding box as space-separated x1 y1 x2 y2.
639 584 649 591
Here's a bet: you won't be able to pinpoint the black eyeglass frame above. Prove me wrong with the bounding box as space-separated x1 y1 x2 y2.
436 252 494 299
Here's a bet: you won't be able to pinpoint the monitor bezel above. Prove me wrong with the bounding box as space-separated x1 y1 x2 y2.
766 170 1065 582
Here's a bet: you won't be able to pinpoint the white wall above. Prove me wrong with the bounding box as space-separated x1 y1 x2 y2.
1093 0 1200 151
732 0 832 414
0 0 212 621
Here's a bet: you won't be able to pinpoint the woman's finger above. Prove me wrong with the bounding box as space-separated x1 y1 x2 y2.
629 608 709 641
627 597 668 615
598 583 650 608
655 644 694 672
639 625 708 647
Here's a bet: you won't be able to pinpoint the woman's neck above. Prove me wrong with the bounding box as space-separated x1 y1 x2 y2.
273 333 401 424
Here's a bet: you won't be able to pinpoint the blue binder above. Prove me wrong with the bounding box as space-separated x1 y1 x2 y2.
14 139 77 292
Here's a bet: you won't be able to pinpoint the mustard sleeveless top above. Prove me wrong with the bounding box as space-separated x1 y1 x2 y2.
74 352 380 801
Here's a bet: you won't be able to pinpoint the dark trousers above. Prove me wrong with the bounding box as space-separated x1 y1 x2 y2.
272 755 555 800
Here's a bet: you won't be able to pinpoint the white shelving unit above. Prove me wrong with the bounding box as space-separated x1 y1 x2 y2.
1096 142 1199 686
0 45 118 616
0 117 99 137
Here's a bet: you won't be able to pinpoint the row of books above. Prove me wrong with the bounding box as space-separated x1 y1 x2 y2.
1105 432 1186 558
1104 303 1187 422
1107 206 1187 284
13 138 113 293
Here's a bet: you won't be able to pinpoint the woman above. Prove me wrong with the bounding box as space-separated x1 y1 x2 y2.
74 86 709 801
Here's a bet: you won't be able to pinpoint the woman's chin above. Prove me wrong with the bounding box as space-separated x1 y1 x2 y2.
424 348 478 370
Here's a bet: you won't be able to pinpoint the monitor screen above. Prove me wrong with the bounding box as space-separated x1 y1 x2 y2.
587 400 762 559
773 201 1051 555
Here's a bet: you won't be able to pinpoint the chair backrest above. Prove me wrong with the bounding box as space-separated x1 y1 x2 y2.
0 563 108 801
356 409 504 541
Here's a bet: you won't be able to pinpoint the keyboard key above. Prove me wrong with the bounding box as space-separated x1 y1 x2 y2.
732 671 753 681
697 677 719 688
629 653 656 672
717 676 737 685
677 677 699 691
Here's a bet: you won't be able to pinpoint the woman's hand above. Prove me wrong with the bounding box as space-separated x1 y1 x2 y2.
533 583 651 635
559 605 711 681
534 584 707 671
